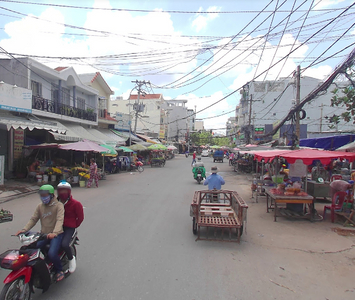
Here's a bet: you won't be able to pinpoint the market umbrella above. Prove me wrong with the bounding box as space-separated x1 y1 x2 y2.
99 144 117 173
100 144 118 156
148 144 167 150
167 145 177 150
210 145 220 149
117 146 134 153
128 144 147 151
59 139 109 153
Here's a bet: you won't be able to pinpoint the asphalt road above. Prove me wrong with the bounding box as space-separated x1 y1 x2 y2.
1 155 355 300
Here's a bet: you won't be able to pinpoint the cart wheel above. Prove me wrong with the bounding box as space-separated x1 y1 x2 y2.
192 217 197 235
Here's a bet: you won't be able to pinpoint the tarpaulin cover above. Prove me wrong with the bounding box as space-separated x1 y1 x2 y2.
295 134 355 150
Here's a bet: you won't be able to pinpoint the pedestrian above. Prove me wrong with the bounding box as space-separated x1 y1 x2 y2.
87 158 99 188
191 151 197 166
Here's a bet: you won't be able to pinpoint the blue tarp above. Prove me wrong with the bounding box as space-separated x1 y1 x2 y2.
293 134 355 150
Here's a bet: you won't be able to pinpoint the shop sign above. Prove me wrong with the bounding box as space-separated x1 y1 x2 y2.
13 129 24 160
0 83 32 113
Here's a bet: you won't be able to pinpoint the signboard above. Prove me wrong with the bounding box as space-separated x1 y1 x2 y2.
0 82 32 113
254 127 265 135
13 129 24 159
0 155 4 185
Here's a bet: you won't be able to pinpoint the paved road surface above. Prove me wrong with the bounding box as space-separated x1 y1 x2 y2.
1 155 355 300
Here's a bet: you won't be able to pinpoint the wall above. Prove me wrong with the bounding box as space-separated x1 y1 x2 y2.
0 58 29 89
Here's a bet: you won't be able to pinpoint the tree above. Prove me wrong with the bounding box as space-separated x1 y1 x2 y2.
326 66 355 129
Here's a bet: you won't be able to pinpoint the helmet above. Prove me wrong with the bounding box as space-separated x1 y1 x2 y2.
39 184 55 204
39 184 55 194
57 180 72 191
57 180 71 201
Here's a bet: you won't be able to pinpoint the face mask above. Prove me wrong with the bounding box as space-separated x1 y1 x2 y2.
40 195 52 204
58 193 69 201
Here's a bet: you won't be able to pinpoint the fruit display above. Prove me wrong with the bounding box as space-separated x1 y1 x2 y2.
269 185 308 196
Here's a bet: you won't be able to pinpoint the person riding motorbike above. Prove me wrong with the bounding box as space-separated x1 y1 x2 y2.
192 157 206 180
57 180 84 274
16 184 65 281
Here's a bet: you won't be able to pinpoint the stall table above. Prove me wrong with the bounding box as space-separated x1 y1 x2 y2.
265 187 315 222
306 180 330 199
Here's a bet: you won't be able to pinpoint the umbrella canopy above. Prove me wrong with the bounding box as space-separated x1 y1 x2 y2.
148 144 167 150
59 140 109 153
210 145 220 149
167 145 177 150
233 148 240 151
100 144 118 156
117 146 134 153
128 144 148 151
337 141 355 152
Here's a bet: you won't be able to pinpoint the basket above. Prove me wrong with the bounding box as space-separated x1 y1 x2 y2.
272 175 285 184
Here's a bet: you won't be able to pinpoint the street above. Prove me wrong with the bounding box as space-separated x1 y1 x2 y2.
1 155 355 300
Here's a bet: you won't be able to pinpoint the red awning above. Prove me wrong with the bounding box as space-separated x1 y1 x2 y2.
253 148 355 165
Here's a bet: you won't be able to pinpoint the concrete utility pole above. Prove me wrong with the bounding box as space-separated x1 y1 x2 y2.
295 65 301 139
247 94 253 144
319 103 324 133
131 80 150 135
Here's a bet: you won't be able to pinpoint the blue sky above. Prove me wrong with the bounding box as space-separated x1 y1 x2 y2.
0 0 354 130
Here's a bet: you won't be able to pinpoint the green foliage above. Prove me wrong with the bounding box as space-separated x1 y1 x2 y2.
190 131 230 147
326 67 355 128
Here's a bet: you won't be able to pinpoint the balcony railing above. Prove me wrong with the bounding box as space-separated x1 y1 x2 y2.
32 95 97 122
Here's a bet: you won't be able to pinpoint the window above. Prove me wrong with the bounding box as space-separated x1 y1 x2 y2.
51 84 59 102
31 80 42 96
62 88 70 106
77 97 85 110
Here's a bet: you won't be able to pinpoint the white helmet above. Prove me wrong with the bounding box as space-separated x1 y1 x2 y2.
57 180 72 191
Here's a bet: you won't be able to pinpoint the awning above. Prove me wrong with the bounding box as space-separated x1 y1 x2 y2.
49 121 81 142
111 129 142 143
136 133 158 144
0 111 66 133
85 128 119 146
60 123 102 143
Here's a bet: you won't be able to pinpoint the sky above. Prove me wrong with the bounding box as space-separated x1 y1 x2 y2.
0 0 354 133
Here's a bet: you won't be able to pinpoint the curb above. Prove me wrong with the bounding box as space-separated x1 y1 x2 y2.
0 189 39 204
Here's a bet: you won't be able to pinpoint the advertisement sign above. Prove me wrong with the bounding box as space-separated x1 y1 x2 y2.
0 155 4 185
0 82 32 113
254 127 265 135
13 129 24 160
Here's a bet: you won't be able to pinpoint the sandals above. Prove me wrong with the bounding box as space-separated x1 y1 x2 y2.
56 271 65 282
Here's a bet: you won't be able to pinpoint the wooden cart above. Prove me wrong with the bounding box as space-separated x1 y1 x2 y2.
190 190 248 243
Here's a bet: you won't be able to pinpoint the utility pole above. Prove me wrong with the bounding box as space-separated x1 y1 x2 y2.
319 103 324 133
247 94 253 144
295 65 301 139
131 80 150 135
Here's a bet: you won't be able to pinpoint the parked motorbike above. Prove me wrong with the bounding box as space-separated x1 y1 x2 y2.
0 231 79 299
110 158 119 174
129 161 144 173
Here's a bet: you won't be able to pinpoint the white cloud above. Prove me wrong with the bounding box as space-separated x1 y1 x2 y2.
192 6 221 32
313 0 345 9
302 65 333 80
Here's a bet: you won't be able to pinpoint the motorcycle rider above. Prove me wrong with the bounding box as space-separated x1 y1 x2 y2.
57 180 84 274
192 157 206 180
16 184 65 281
204 166 225 190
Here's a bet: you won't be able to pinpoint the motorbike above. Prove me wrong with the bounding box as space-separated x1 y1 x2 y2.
194 167 204 184
110 158 119 174
129 161 144 173
0 231 79 299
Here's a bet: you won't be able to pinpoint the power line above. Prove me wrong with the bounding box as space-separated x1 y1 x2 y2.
0 0 350 14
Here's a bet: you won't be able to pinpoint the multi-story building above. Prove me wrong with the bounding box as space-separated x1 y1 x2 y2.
165 100 189 142
195 120 204 131
187 108 195 133
237 76 352 142
0 58 123 175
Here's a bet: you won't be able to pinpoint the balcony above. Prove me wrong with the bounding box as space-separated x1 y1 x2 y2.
32 95 97 122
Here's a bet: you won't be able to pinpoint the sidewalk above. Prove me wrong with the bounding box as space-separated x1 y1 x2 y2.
0 179 40 203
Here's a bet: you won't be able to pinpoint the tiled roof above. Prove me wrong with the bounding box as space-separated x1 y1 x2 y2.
129 94 162 100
